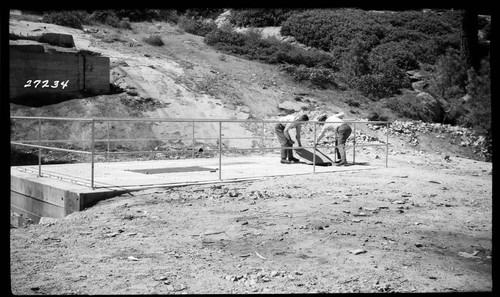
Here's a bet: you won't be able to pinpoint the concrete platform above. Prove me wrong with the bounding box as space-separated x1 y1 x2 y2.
11 153 379 223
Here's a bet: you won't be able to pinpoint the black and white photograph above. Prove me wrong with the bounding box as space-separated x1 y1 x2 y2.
8 7 492 294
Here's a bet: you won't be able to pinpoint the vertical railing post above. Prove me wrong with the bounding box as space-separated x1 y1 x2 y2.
313 121 316 174
91 119 95 189
261 122 265 155
334 128 338 163
106 120 110 162
218 121 222 180
38 118 42 177
352 122 356 165
192 121 195 159
386 121 389 168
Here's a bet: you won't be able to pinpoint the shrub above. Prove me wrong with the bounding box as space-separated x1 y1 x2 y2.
158 9 180 24
339 37 371 79
366 109 389 122
41 11 84 29
87 10 122 27
115 9 160 22
385 92 438 122
369 41 419 71
427 48 468 100
229 8 300 27
280 65 338 89
238 31 285 63
281 8 461 69
281 9 381 55
345 98 360 107
353 61 411 99
180 8 224 19
276 46 336 69
205 23 336 70
178 16 217 36
204 23 246 47
116 18 132 30
142 35 164 46
464 57 491 137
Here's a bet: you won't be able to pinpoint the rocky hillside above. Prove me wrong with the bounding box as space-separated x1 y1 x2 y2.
9 11 491 162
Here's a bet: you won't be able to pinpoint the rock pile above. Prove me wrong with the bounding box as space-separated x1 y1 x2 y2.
224 269 301 287
367 120 492 161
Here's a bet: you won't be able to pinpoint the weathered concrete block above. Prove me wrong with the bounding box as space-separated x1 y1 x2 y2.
37 33 75 48
9 44 45 53
84 55 110 93
10 46 110 105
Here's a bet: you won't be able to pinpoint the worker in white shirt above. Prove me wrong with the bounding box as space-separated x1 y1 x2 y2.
315 112 352 166
274 113 309 164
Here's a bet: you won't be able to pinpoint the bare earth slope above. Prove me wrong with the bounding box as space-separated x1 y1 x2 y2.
9 18 339 149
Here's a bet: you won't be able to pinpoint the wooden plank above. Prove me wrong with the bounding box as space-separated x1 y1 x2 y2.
294 147 333 166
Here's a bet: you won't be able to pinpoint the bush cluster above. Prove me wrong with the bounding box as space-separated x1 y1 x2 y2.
157 9 180 24
229 9 301 27
178 16 217 37
278 9 466 99
87 10 131 29
206 26 334 66
41 11 85 29
385 92 438 122
427 48 468 100
42 10 134 30
353 62 412 99
280 65 338 89
281 9 463 64
142 35 164 46
366 109 389 122
204 25 340 89
464 58 491 137
115 9 161 22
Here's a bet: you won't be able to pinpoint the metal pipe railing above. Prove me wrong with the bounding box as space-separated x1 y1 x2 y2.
11 116 390 189
10 115 388 124
10 142 92 154
353 122 356 164
38 118 42 177
218 121 222 180
91 119 95 189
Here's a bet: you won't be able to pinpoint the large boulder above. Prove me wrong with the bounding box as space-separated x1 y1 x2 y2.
415 92 445 122
278 100 309 114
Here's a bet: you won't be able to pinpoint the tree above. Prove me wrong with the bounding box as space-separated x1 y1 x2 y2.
460 9 479 71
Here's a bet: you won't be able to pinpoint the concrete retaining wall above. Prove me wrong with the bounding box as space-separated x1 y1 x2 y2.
10 45 110 105
10 174 81 222
10 171 127 224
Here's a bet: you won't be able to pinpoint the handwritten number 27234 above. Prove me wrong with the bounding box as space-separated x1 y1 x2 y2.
24 80 69 89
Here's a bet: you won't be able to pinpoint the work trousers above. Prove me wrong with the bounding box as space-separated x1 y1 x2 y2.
335 123 352 162
275 123 295 160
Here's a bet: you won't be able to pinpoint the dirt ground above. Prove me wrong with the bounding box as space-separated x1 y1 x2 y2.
10 150 492 294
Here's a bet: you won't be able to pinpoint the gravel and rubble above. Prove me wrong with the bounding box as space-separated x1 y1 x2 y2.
366 120 491 161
